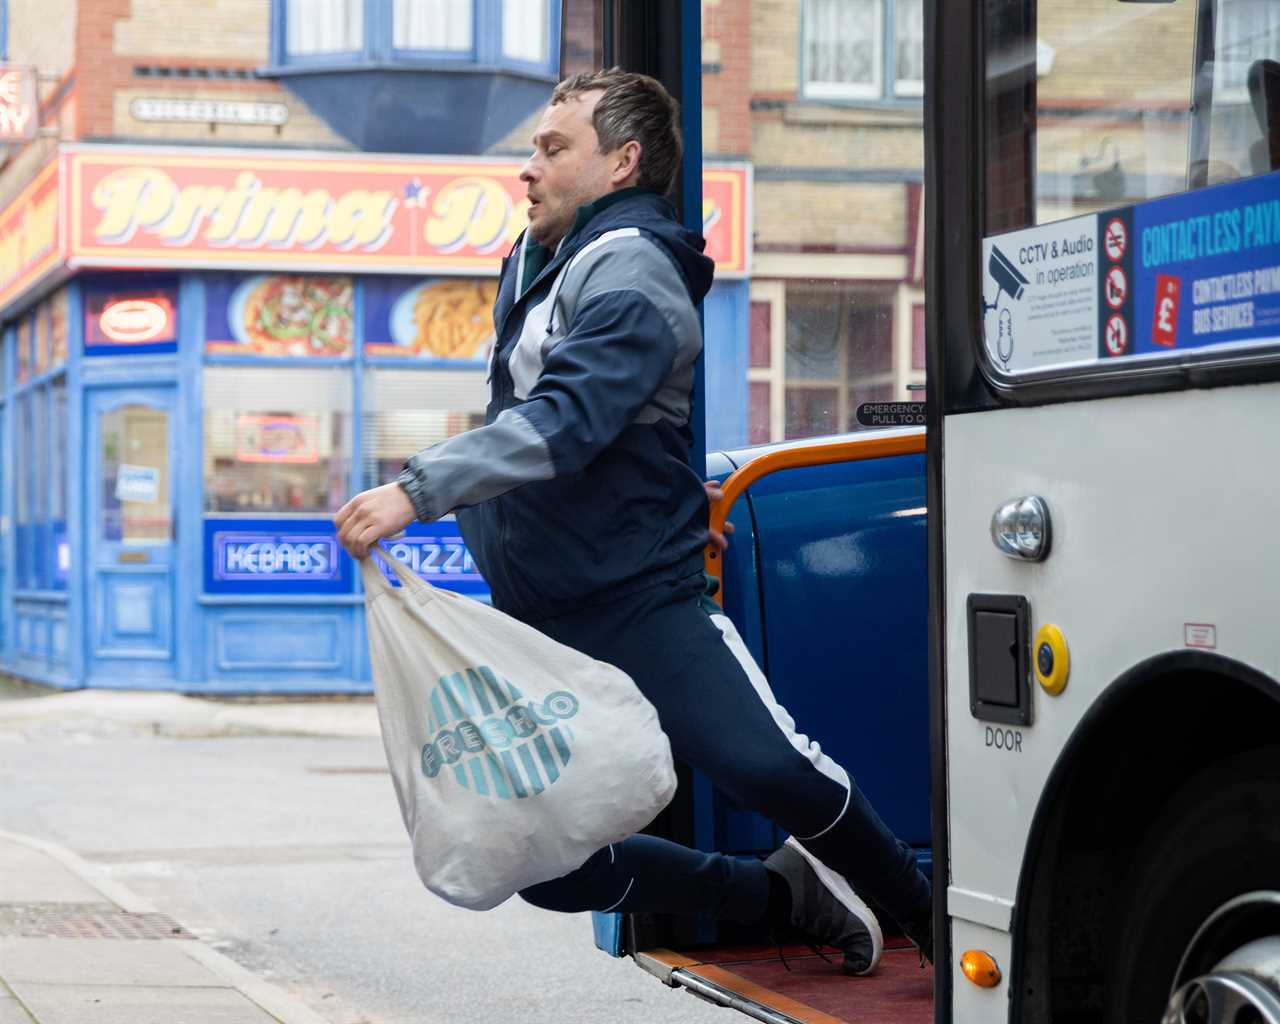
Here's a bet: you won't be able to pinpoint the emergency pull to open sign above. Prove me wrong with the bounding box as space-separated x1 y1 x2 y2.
855 402 927 427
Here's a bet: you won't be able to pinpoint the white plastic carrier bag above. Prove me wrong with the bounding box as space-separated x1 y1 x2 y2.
359 547 678 911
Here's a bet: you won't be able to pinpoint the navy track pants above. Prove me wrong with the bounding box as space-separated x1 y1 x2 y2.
516 572 932 929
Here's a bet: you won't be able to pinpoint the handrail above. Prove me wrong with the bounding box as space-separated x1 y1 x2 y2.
705 431 927 606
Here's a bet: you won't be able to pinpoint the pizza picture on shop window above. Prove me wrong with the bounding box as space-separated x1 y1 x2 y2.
224 275 355 357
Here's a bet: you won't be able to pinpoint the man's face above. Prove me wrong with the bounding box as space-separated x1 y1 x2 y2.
521 91 619 248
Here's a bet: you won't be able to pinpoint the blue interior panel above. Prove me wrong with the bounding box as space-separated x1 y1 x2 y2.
698 447 930 856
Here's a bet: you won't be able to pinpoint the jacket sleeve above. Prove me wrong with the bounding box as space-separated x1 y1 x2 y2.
396 235 700 522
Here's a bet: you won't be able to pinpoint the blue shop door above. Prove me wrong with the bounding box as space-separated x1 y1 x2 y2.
86 388 177 686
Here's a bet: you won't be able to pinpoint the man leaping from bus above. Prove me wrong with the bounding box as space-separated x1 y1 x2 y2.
336 68 933 975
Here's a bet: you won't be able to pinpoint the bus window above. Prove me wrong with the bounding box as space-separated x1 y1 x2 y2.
985 0 1279 236
978 0 1280 382
701 0 926 450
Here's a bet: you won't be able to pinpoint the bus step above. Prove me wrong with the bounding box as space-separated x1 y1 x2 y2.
635 942 933 1023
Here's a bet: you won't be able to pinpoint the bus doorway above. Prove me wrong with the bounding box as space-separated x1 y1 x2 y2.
595 0 938 1020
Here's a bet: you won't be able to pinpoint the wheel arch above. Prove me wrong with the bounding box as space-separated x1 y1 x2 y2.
1008 651 1280 1022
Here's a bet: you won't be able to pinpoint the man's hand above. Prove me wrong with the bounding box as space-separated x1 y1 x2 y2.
335 483 417 559
704 480 735 553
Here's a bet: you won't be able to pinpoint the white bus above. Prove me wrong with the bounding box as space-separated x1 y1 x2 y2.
930 0 1280 1020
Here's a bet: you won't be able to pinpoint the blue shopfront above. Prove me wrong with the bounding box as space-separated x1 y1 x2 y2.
0 146 752 692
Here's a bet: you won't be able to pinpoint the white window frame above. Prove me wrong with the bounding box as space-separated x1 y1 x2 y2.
393 0 474 55
285 0 365 58
803 0 884 101
893 0 925 97
802 0 925 103
501 0 549 65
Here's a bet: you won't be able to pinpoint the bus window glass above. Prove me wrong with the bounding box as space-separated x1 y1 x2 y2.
702 0 926 449
982 0 1280 380
985 0 1279 235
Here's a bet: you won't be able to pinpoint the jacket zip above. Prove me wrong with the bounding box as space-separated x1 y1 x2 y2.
484 287 520 612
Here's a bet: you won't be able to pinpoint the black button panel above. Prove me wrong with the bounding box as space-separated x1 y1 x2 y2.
968 594 1032 726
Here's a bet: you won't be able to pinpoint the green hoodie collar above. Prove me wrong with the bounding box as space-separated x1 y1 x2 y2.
519 186 658 296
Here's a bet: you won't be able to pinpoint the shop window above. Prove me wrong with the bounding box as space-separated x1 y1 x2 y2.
802 0 923 103
14 391 33 589
101 404 171 546
11 293 70 591
50 379 68 587
203 366 353 515
749 301 772 369
911 304 926 370
748 381 771 446
781 285 896 439
362 367 487 489
15 317 29 385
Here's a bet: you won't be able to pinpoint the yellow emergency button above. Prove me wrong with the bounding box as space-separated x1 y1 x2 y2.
1034 623 1070 696
960 949 1002 988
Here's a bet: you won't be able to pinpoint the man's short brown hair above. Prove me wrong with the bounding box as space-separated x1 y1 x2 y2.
551 68 683 195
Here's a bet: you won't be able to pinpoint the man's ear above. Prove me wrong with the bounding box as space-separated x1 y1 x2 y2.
612 140 642 187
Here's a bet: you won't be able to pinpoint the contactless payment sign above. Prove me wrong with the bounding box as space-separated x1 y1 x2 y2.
1132 171 1280 359
982 170 1280 375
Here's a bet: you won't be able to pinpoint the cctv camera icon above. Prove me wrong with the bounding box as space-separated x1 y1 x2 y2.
983 245 1030 313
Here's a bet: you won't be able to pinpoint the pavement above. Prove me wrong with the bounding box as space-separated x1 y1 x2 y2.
0 688 380 740
0 688 381 1024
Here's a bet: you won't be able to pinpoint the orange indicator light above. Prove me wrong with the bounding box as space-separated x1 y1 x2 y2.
960 949 1001 988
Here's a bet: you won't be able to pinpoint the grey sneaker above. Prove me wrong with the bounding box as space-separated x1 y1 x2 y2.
763 837 884 976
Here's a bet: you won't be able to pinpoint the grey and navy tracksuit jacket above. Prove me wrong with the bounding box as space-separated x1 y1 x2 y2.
396 188 714 622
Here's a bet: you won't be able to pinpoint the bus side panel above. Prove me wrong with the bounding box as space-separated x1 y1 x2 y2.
943 383 1280 1018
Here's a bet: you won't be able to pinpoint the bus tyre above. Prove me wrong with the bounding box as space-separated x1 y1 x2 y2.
1106 747 1280 1024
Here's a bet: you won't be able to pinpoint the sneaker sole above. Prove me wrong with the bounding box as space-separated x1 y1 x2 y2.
785 836 884 975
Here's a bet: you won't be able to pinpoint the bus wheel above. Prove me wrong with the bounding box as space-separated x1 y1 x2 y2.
1163 893 1280 1024
1105 748 1280 1024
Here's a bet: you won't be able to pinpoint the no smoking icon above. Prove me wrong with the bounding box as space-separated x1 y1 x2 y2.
1105 217 1127 261
1105 314 1128 355
1105 266 1128 309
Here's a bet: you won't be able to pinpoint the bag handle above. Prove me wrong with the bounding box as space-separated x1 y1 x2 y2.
359 543 435 602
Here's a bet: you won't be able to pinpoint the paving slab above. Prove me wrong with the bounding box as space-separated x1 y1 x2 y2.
0 939 218 987
0 849 104 904
10 984 279 1024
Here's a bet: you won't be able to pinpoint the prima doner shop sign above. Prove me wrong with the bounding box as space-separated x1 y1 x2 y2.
63 145 751 278
0 160 60 310
0 145 750 313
